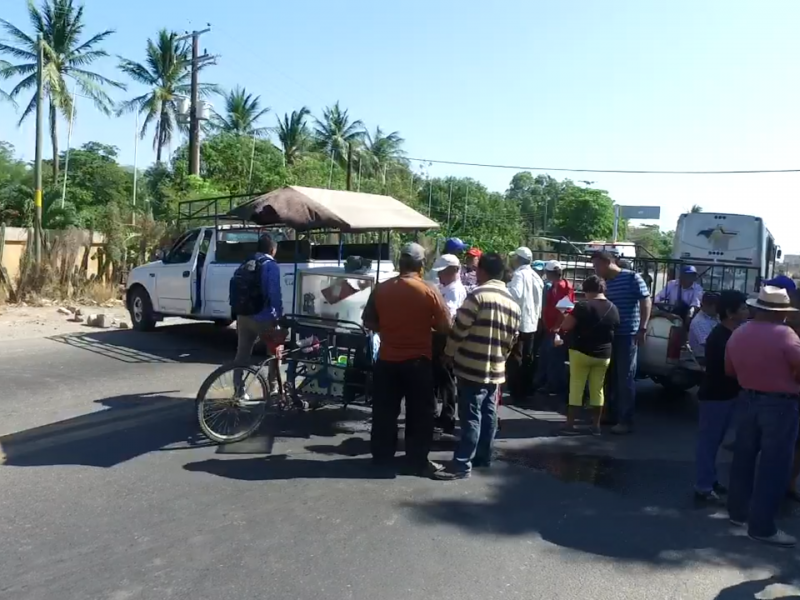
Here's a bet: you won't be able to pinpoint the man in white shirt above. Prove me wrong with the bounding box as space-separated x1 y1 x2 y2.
688 292 719 361
430 254 467 433
431 254 468 319
506 247 544 402
655 265 704 322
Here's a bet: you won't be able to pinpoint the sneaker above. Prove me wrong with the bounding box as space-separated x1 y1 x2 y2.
407 460 446 478
712 482 728 495
589 425 602 437
729 517 746 527
611 423 633 435
432 467 471 481
694 490 724 506
749 530 797 548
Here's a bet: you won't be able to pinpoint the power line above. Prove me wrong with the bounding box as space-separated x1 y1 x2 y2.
407 157 800 176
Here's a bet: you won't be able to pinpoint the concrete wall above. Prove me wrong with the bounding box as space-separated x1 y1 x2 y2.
1 227 105 282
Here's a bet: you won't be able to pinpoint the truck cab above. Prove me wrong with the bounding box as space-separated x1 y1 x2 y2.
125 226 395 331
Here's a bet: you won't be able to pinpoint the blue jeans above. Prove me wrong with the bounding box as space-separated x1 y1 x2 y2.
727 391 799 538
695 400 737 493
454 381 499 473
607 335 638 424
533 332 567 394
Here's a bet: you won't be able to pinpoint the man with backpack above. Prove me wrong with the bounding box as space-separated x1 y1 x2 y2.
230 234 283 395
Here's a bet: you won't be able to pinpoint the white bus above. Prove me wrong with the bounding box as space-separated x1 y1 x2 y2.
673 212 781 293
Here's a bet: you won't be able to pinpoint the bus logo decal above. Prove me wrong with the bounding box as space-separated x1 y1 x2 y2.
697 226 738 251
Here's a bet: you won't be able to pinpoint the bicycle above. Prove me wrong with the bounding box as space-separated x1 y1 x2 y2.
195 328 320 444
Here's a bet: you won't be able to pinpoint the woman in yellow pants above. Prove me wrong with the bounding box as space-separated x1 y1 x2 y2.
558 275 620 434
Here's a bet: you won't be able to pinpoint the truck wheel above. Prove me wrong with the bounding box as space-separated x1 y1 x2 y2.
129 287 157 332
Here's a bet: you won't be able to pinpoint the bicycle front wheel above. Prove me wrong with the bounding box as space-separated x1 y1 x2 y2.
196 363 273 444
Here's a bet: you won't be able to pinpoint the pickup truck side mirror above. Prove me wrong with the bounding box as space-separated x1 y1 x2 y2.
154 249 166 261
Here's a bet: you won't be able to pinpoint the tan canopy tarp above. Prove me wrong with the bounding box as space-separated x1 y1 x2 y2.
226 186 440 232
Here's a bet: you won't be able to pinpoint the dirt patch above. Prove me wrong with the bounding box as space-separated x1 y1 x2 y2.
0 303 131 341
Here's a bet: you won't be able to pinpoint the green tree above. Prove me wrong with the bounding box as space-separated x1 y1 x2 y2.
275 107 311 165
550 185 615 242
690 204 703 213
629 224 673 258
211 86 269 136
505 172 566 236
0 0 123 181
117 29 215 163
313 101 364 164
169 132 287 196
361 126 406 184
0 141 32 223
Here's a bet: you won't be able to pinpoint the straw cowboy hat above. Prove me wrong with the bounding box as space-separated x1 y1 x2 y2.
746 285 798 312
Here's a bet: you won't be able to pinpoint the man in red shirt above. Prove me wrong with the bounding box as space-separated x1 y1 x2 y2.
533 260 575 397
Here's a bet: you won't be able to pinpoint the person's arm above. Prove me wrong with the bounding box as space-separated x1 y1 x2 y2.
634 273 652 343
362 287 380 332
507 270 524 306
654 281 670 303
262 260 283 320
781 328 800 383
444 294 479 357
430 286 452 335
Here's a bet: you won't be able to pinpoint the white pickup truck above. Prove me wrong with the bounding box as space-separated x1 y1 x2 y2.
125 226 395 331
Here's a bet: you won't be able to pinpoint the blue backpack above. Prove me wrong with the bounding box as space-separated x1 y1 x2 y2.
229 255 268 317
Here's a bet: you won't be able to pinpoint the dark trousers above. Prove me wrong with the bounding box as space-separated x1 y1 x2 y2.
432 333 457 429
371 358 436 468
727 391 799 538
506 331 535 400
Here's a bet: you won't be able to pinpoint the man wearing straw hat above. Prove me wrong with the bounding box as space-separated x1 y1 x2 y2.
725 285 800 547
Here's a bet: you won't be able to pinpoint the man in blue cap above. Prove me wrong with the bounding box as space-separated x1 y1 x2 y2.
764 274 797 292
655 264 704 322
443 237 468 256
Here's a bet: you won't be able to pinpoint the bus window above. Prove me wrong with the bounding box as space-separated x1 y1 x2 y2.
765 234 775 280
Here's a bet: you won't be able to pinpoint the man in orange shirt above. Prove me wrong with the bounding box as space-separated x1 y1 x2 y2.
363 242 452 477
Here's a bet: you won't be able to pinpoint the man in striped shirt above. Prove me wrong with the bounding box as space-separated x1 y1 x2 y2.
435 252 521 480
591 250 651 435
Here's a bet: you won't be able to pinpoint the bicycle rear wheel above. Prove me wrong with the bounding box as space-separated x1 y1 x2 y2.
196 363 274 443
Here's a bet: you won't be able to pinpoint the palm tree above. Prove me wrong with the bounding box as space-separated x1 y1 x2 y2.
0 0 123 181
362 126 406 183
117 29 215 163
275 107 310 165
690 204 703 213
212 86 269 136
313 102 364 164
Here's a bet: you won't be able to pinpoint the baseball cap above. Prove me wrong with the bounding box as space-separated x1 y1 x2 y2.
431 254 460 272
400 242 426 262
532 260 546 271
682 265 698 275
444 238 468 254
466 247 483 258
545 259 563 272
513 247 533 262
764 274 797 292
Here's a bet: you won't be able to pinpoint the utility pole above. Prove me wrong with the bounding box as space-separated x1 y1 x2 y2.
345 143 353 190
177 27 212 176
33 35 44 264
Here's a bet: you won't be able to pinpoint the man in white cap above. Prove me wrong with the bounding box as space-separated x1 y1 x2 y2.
724 285 800 547
430 254 467 433
506 246 544 402
533 259 574 397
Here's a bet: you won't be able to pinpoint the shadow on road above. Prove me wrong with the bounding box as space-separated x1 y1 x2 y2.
47 322 239 365
713 576 800 599
0 392 202 468
402 447 800 572
184 454 396 481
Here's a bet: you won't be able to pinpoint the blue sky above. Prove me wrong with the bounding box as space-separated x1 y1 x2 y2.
2 0 799 251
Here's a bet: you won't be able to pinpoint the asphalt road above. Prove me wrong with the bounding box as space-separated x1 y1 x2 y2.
1 323 799 600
